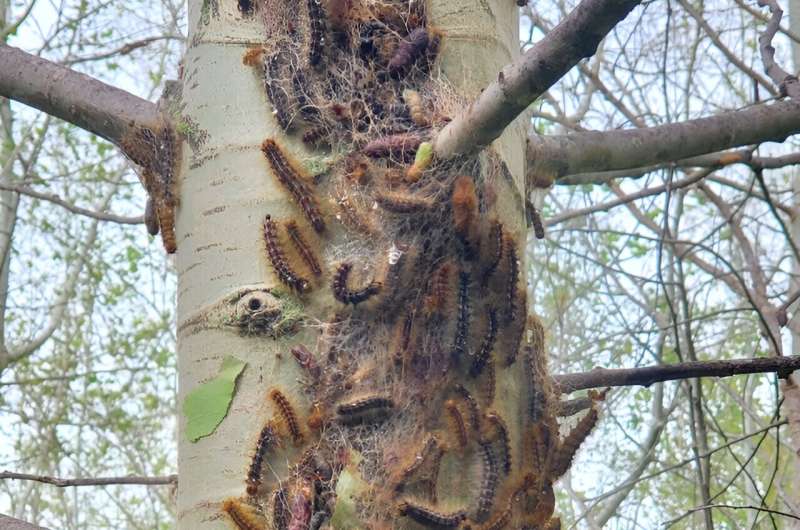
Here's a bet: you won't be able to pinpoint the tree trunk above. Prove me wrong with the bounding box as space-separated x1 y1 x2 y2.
175 1 533 528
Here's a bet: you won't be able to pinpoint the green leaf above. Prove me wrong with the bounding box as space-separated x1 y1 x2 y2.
182 356 246 442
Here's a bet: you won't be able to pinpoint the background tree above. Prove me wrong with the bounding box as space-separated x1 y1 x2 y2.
1 0 800 528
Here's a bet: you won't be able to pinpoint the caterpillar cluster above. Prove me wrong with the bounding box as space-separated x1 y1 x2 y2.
220 1 596 528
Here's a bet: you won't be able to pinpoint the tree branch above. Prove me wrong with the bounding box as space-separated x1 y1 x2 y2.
0 471 177 487
528 99 800 186
553 355 800 393
0 514 51 530
0 44 161 147
432 0 641 158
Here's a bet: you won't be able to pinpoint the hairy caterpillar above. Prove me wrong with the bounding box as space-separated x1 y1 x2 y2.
398 501 466 527
333 193 379 236
402 88 429 127
242 47 265 66
261 140 326 233
484 413 511 475
290 344 322 383
363 133 423 161
452 176 480 259
285 220 322 277
444 399 468 448
332 263 382 305
549 407 599 479
476 442 499 522
424 443 446 503
482 357 496 406
306 0 326 67
264 51 294 131
272 486 289 530
470 309 498 377
504 235 519 323
269 388 304 445
246 422 279 495
424 260 453 316
336 395 394 415
452 271 471 360
374 190 433 213
144 197 159 236
453 384 481 433
387 28 429 78
222 498 268 530
392 435 440 490
263 215 311 293
481 221 504 287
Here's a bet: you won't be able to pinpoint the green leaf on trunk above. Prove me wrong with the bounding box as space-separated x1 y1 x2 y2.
183 356 246 442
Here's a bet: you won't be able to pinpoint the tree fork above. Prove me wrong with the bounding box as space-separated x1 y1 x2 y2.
553 355 800 393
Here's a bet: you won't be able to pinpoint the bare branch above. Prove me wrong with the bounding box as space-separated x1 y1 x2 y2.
0 471 177 487
553 355 800 393
528 99 800 186
433 0 642 158
0 44 161 147
757 0 800 97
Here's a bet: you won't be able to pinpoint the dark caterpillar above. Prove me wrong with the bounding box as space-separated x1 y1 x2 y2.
263 215 311 293
387 28 429 78
332 263 382 305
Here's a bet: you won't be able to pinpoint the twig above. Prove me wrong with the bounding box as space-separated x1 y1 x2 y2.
757 0 800 97
553 355 800 393
662 504 800 527
433 0 641 158
0 471 177 487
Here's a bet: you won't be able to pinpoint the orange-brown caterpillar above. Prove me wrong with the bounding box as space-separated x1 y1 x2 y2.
476 442 499 522
549 407 598 479
261 139 326 233
332 263 382 305
246 422 279 495
452 271 471 360
285 220 322 277
504 235 519 323
470 308 498 377
531 206 545 240
402 89 429 127
484 413 510 475
363 133 423 161
453 384 481 433
452 175 480 259
424 260 453 316
337 395 394 416
398 501 466 527
374 190 433 213
222 498 267 530
269 388 304 445
264 51 293 131
444 399 468 448
387 27 429 78
306 0 325 67
242 47 265 66
263 215 311 293
481 221 504 287
392 434 440 490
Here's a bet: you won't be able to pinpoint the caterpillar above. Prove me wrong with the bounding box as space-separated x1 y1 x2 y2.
374 190 433 213
334 193 379 236
332 263 382 305
246 422 279 495
481 503 512 530
452 271 471 361
424 260 453 316
263 51 294 131
269 388 304 445
363 133 423 161
272 486 289 530
336 395 394 416
453 384 481 433
306 0 326 67
548 407 599 479
261 140 326 233
242 47 265 67
263 215 311 293
291 66 322 123
530 206 545 240
470 309 498 377
392 435 440 490
402 88 429 127
285 220 322 277
425 443 446 503
482 357 496 406
481 221 504 287
392 308 416 364
484 413 511 475
290 344 322 383
387 27 430 78
398 501 466 528
222 498 268 530
452 176 479 259
144 197 159 236
476 442 499 522
504 235 519 324
526 481 556 527
444 399 468 448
